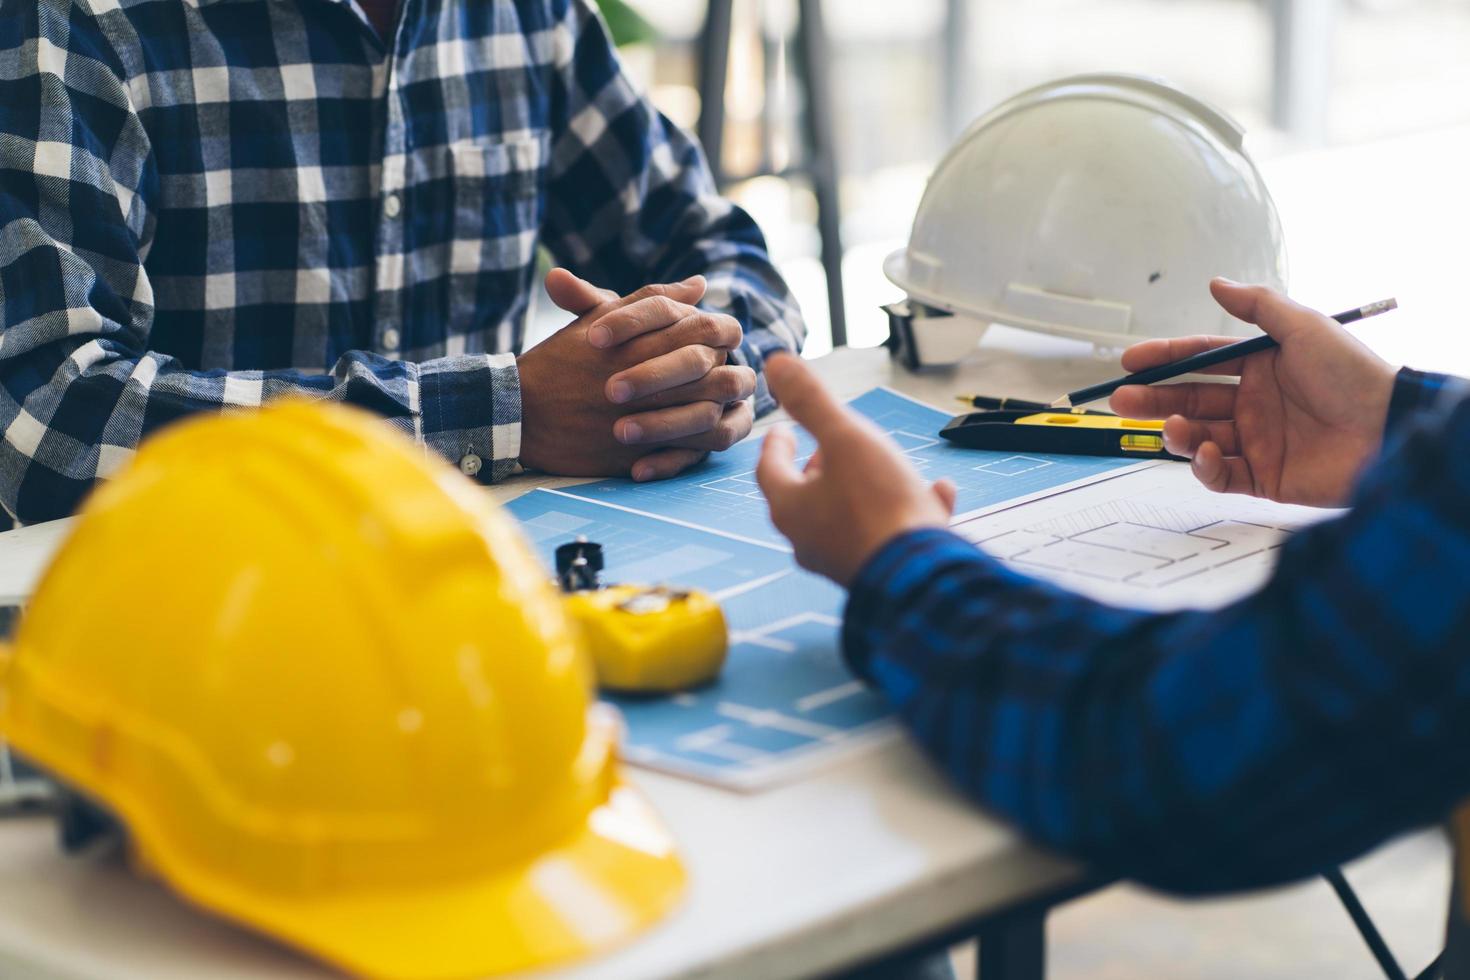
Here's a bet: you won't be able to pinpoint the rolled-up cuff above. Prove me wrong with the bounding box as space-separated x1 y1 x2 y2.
418 353 521 484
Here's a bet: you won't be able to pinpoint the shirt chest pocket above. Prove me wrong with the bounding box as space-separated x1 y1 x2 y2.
415 134 548 342
446 134 547 277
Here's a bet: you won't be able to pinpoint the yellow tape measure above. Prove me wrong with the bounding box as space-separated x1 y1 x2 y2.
556 539 728 694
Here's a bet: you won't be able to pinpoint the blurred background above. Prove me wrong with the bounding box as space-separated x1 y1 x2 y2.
561 0 1470 367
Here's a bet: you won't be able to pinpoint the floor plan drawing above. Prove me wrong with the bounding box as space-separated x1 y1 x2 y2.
505 389 1335 789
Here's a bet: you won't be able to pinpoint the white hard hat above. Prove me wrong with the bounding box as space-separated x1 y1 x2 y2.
885 74 1287 366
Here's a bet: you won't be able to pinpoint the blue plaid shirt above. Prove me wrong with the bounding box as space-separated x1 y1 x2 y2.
843 367 1470 893
0 0 803 527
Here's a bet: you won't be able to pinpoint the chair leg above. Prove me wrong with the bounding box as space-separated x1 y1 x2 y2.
942 0 972 139
795 0 847 348
1324 868 1407 980
700 0 848 348
977 910 1046 980
697 0 735 182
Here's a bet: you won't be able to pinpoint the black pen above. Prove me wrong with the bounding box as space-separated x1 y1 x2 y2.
956 394 1114 416
1052 298 1399 409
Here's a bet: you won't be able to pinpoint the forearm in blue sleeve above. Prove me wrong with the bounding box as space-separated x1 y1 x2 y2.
844 391 1470 893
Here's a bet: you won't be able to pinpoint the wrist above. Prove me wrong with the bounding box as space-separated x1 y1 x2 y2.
845 518 948 587
513 354 542 471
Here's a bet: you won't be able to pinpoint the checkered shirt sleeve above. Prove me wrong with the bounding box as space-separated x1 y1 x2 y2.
842 372 1470 893
0 0 803 526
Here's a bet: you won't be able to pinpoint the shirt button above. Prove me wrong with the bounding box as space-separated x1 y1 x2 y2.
383 193 402 219
382 327 401 351
460 453 483 478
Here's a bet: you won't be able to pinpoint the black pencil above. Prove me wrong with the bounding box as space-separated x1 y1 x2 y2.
1052 298 1398 409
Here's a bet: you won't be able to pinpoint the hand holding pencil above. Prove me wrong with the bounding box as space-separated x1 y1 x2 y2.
1106 279 1399 508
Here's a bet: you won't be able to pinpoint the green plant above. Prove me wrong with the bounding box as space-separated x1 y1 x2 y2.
595 0 657 46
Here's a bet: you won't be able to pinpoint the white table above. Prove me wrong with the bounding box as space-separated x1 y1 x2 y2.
0 332 1122 980
0 124 1465 980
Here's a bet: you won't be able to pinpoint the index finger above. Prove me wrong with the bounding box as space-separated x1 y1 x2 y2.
755 423 803 500
1120 335 1252 376
765 353 855 441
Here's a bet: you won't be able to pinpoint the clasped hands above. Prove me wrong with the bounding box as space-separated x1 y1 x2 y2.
518 268 756 482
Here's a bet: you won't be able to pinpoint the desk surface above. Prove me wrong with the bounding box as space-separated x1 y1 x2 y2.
0 124 1465 980
0 336 1101 980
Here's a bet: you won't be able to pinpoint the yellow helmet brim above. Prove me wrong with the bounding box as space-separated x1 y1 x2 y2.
140 780 684 979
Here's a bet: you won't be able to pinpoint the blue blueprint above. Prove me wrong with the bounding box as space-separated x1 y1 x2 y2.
507 489 886 788
553 388 1139 546
509 490 791 606
505 388 1136 789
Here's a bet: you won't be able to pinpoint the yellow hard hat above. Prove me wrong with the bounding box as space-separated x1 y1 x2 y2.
0 400 685 979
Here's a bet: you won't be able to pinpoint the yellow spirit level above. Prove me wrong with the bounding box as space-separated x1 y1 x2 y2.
939 409 1184 461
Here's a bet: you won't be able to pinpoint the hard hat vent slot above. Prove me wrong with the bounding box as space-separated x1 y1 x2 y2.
1002 284 1132 335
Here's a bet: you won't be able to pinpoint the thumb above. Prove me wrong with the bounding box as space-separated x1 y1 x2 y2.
1209 278 1322 342
669 274 707 306
546 267 616 317
618 276 708 310
932 478 957 516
